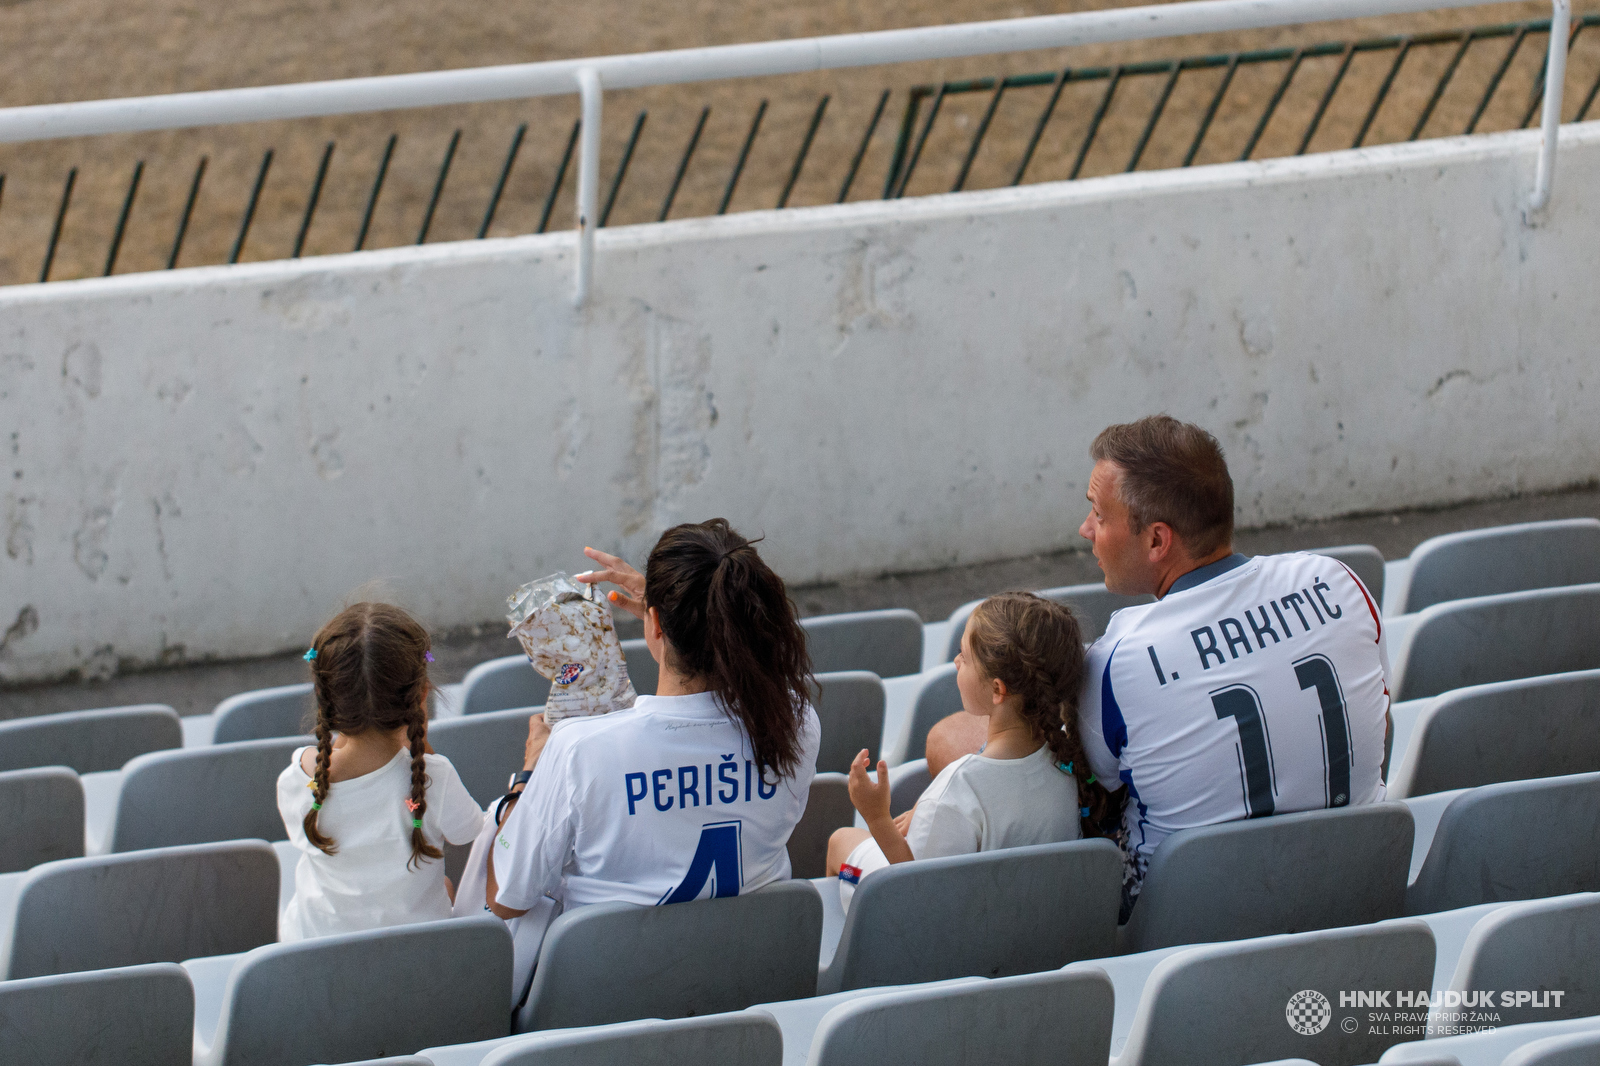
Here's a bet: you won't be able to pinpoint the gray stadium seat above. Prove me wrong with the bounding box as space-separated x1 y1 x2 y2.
1379 1016 1600 1063
1112 918 1435 1066
787 772 852 879
942 582 1154 662
191 915 512 1066
0 704 181 774
1389 669 1600 798
479 1014 783 1066
1407 772 1600 915
1121 802 1414 953
1398 518 1600 615
459 656 550 717
819 840 1122 995
517 880 821 1033
211 683 314 744
335 1059 438 1066
1 840 279 978
109 736 306 852
902 664 959 762
1390 584 1600 701
0 767 84 873
812 671 886 773
806 968 1115 1066
1443 893 1600 1028
0 962 194 1066
1310 543 1386 604
803 609 923 678
431 706 537 807
1503 1030 1600 1066
888 758 931 816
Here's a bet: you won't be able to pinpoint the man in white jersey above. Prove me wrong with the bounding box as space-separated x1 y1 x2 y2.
1075 415 1391 916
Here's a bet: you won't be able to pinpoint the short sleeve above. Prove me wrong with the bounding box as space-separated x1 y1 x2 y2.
493 738 580 911
1077 638 1124 789
903 763 981 859
433 759 486 846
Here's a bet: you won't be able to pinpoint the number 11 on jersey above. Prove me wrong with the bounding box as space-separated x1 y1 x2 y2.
1210 655 1352 816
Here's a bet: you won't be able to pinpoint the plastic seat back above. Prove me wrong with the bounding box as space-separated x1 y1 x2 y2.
812 671 885 773
807 969 1115 1066
943 583 1154 661
1391 669 1600 797
1408 772 1600 914
110 736 306 852
1400 518 1600 614
5 840 279 979
0 767 84 873
803 610 923 678
1503 1030 1600 1066
0 962 194 1066
1310 544 1386 604
1114 918 1435 1066
211 683 314 744
821 839 1122 994
460 656 550 717
903 664 959 762
520 880 822 1032
203 916 512 1066
787 772 852 879
481 1014 783 1066
1391 584 1600 702
1446 892 1600 1028
1123 802 1414 953
430 706 538 806
0 704 181 774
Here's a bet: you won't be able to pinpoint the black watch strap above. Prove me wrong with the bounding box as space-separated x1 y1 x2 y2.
508 770 533 790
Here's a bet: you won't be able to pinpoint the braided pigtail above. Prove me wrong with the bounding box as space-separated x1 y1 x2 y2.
303 717 338 854
967 592 1127 840
405 718 442 869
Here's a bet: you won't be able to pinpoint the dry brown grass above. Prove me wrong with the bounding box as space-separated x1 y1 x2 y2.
0 0 1592 286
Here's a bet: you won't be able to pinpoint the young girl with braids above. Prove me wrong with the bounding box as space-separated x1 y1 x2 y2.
827 591 1114 912
276 602 485 941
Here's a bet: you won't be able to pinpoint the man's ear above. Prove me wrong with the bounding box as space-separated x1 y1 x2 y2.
1146 521 1177 564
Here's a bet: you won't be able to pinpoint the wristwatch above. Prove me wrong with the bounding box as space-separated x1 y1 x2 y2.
507 770 533 791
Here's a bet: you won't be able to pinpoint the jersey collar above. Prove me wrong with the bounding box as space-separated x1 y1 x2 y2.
1162 552 1251 598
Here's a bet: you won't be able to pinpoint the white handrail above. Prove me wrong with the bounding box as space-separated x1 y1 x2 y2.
0 0 1570 298
1530 0 1572 214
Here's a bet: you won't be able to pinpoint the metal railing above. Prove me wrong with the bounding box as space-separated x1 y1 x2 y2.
0 0 1575 303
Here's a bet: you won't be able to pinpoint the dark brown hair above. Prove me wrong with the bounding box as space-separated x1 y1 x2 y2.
965 592 1121 838
1090 415 1235 557
645 519 813 779
303 602 441 869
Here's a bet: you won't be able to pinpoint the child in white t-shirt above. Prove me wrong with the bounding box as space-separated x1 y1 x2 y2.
277 602 485 941
826 592 1097 912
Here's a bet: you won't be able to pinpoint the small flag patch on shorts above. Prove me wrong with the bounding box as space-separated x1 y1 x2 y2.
838 863 862 885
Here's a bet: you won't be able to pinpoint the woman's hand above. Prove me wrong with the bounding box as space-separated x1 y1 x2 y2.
575 547 647 621
847 749 893 827
523 713 551 772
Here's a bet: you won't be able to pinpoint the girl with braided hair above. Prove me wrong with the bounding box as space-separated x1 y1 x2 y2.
826 591 1101 913
276 602 485 941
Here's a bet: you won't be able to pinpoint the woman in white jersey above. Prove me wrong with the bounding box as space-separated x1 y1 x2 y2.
485 520 820 946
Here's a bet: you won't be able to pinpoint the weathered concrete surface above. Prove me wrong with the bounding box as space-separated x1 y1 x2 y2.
1 122 1597 683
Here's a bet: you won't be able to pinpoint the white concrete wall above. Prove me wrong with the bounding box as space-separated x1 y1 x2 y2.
2 123 1597 683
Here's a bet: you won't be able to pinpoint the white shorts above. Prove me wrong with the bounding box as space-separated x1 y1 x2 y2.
837 836 893 914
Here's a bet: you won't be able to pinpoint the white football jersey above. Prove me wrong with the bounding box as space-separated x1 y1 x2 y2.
494 691 820 911
1079 553 1390 882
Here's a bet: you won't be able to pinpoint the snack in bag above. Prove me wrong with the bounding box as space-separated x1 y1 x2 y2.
506 572 637 725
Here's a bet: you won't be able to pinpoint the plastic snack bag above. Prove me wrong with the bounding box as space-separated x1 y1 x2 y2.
506 572 637 724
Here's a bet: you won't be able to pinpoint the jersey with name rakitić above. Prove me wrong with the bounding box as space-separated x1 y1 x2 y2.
494 691 820 912
1078 552 1390 884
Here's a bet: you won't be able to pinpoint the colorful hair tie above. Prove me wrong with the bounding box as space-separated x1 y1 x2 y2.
303 648 317 661
424 651 435 663
404 798 420 813
1086 774 1098 785
411 818 423 829
306 779 316 789
1057 760 1074 775
1079 806 1091 818
311 802 322 811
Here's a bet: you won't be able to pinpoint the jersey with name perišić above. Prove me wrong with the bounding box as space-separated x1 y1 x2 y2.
493 691 820 912
1078 552 1390 884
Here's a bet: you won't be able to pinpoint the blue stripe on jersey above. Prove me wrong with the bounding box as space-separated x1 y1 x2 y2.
1121 768 1151 867
1101 639 1128 758
1163 552 1250 596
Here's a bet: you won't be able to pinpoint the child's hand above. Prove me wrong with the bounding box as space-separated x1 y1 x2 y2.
575 547 646 620
523 713 551 772
893 804 916 837
847 749 893 827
